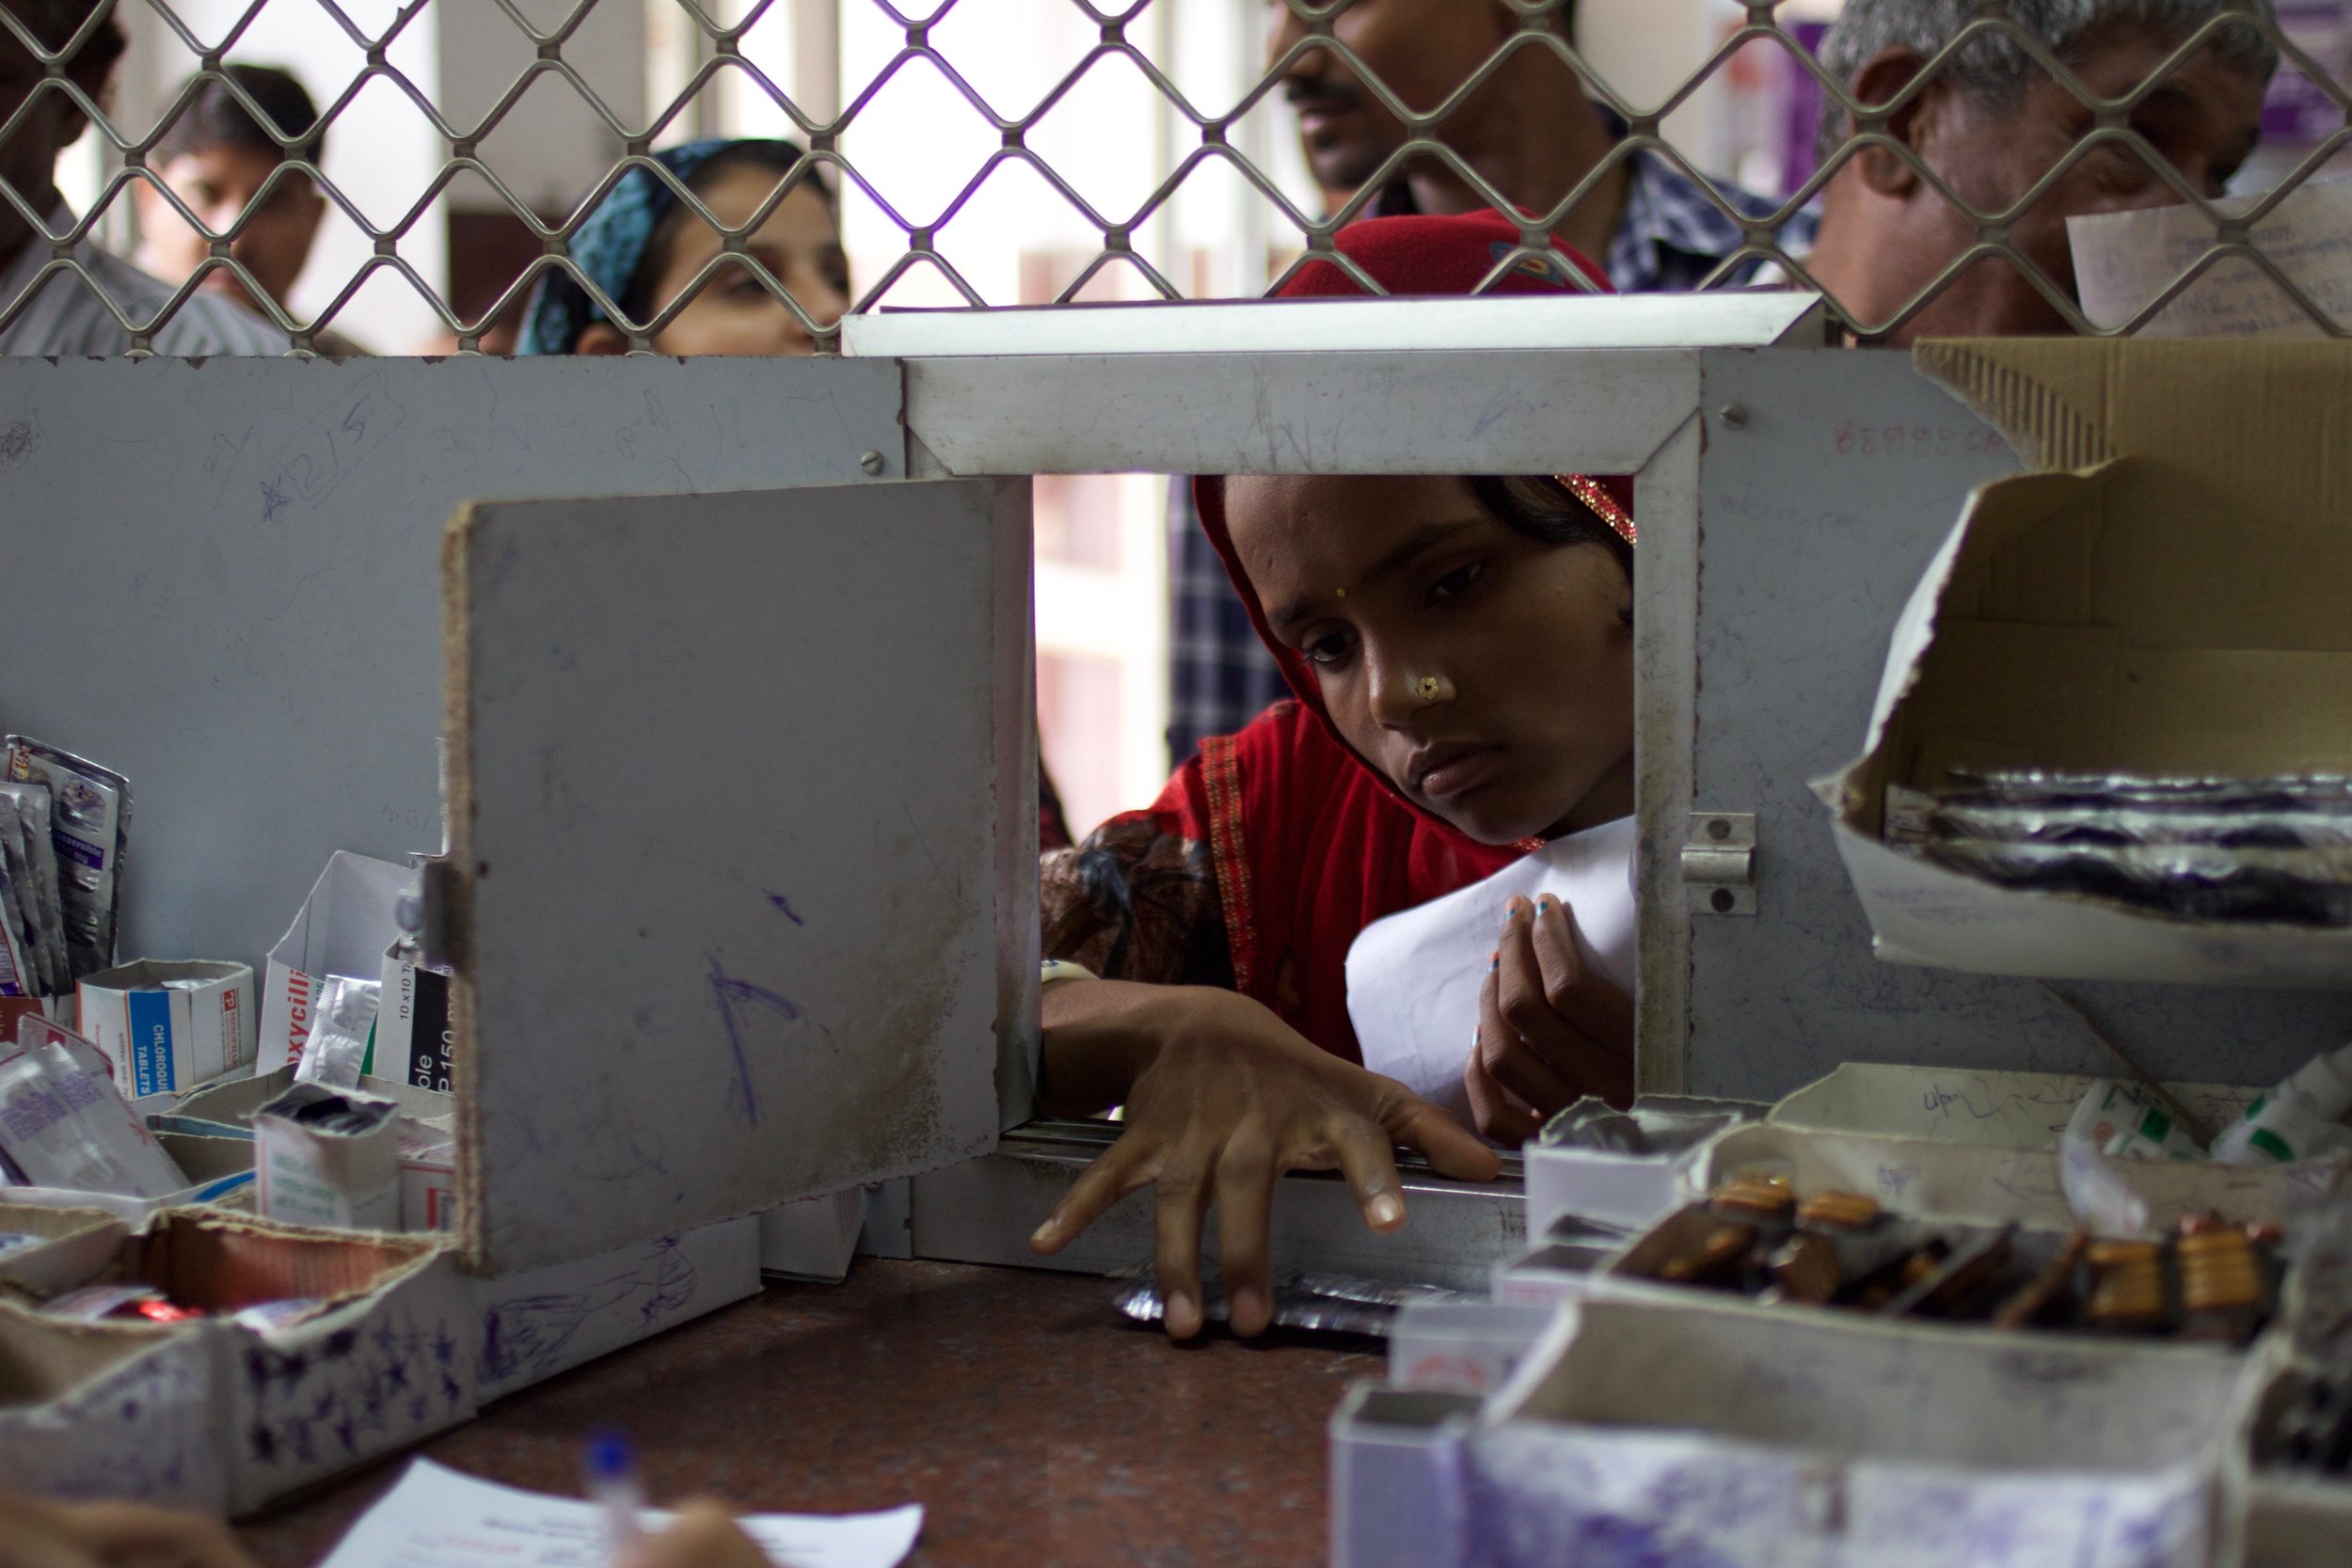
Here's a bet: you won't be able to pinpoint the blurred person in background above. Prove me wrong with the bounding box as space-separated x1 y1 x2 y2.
0 0 283 353
131 64 365 355
1166 0 1807 763
514 137 1073 843
516 137 849 357
1804 0 2276 341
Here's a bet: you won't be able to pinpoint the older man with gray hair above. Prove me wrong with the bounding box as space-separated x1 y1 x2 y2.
1804 0 2279 341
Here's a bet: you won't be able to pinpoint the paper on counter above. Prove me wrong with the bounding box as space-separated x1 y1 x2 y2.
2071 175 2352 337
1345 816 1636 1124
320 1459 923 1568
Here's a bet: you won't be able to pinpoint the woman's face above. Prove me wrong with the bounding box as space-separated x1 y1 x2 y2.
1226 474 1635 845
587 165 851 356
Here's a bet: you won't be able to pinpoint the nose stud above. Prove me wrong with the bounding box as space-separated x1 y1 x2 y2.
1413 673 1456 704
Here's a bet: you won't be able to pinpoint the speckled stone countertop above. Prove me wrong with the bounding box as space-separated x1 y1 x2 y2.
236 1259 1379 1568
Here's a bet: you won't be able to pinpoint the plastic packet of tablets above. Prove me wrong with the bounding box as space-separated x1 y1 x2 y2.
0 790 66 996
293 976 382 1090
0 782 72 994
2 737 131 982
0 1013 187 1198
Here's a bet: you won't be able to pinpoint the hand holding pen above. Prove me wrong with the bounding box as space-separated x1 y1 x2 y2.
584 1432 774 1568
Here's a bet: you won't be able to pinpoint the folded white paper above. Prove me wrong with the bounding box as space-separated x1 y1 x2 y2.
1345 816 1636 1122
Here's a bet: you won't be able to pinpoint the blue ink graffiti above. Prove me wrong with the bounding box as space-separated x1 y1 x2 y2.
706 955 803 1126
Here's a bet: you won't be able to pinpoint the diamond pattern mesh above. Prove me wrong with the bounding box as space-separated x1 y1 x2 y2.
0 0 2342 354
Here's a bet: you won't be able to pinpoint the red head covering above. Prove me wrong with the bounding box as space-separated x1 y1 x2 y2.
1173 211 1636 1061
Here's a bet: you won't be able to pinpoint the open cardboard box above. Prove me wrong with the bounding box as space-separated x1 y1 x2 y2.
1820 341 2352 986
2 1132 257 1225
49 1208 478 1512
1686 1062 2342 1232
0 1295 224 1511
1469 1293 2257 1568
2221 1350 2352 1568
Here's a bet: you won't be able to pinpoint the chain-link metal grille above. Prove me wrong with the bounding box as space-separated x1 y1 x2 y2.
0 0 2342 355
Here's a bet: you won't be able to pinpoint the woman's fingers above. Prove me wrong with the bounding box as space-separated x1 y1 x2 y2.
620 1502 771 1568
1530 894 1635 1056
1152 1138 1219 1339
1030 1130 1153 1256
1327 1113 1412 1234
1495 897 1616 1111
1214 1129 1279 1336
1482 945 1577 1114
1464 1037 1542 1146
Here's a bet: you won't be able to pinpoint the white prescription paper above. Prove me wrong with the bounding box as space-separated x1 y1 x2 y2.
319 1459 923 1568
2070 174 2352 336
1345 815 1636 1124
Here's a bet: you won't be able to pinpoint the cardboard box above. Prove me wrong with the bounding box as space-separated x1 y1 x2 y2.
475 1216 760 1402
1388 1300 1558 1396
182 1067 454 1234
1690 1121 2328 1232
757 1188 864 1281
76 960 256 1097
1525 1094 1764 1236
178 1063 449 1130
257 852 409 1075
0 1132 255 1225
1470 1294 2253 1568
1769 1062 2260 1148
1820 340 2352 985
1327 1383 1482 1568
0 1296 225 1512
373 940 453 1093
0 1200 130 1298
1693 1064 2336 1231
2228 1357 2352 1568
111 1210 478 1512
1491 1231 1625 1310
400 1125 456 1232
253 1084 402 1231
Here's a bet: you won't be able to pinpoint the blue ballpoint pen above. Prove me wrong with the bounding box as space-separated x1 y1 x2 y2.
583 1430 646 1562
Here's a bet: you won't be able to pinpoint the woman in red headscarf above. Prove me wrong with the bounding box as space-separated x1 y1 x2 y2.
1033 210 1641 1338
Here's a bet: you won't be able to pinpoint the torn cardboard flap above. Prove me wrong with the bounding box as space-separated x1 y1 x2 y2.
129 1208 443 1320
0 1201 130 1298
1819 341 2352 984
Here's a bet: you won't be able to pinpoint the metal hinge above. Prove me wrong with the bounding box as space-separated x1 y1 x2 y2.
1683 812 1756 916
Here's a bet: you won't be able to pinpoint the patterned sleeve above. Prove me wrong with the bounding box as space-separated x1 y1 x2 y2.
1041 760 1235 990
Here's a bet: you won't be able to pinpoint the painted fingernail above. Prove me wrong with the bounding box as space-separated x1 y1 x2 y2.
1368 1193 1405 1228
1487 951 1500 974
1538 895 1557 914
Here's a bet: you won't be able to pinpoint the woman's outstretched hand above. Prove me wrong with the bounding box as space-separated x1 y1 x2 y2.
1030 980 1499 1339
1464 893 1635 1144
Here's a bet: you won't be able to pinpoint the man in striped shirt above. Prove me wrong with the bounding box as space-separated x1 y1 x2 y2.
0 0 286 356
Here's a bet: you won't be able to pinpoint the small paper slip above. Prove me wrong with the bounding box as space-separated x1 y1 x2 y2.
2070 175 2352 337
320 1459 923 1568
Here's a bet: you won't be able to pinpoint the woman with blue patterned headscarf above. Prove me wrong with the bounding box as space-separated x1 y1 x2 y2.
517 138 850 356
